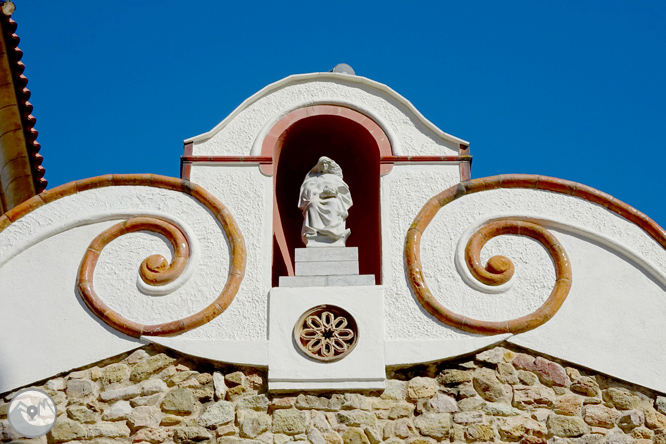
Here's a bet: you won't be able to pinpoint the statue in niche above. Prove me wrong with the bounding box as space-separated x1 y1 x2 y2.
299 156 353 247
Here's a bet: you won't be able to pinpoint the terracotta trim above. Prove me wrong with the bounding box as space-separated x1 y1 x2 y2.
0 12 46 196
380 155 472 163
180 155 470 166
405 174 666 335
181 155 273 163
0 173 246 338
4 192 43 221
273 192 294 277
259 105 394 175
0 26 34 208
180 142 193 180
261 104 393 279
459 144 471 181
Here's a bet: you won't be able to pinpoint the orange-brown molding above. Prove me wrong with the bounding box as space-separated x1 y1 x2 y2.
180 142 193 180
459 144 471 181
260 105 394 175
0 173 246 338
180 106 471 181
405 174 666 335
181 155 470 164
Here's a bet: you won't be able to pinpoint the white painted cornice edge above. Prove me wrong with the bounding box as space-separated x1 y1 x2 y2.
144 337 269 367
143 336 511 369
184 72 469 147
384 336 511 367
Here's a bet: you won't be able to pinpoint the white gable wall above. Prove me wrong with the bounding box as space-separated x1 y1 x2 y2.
2 73 666 395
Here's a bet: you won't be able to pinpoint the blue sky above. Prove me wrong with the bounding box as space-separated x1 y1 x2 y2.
12 1 666 227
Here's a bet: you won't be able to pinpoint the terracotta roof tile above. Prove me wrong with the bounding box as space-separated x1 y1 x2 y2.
1 10 46 193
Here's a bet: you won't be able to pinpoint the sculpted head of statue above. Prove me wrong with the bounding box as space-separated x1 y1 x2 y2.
310 156 343 178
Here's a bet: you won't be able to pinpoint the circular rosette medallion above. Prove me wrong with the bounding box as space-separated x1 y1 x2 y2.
294 305 358 362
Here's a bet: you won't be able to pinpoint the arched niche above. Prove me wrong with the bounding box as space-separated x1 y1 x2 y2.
263 105 392 287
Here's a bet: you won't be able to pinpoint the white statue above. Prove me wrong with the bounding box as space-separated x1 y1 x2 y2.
298 156 353 247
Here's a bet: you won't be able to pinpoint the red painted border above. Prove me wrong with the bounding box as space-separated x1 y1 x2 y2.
260 105 394 175
459 144 471 180
183 155 470 164
180 142 193 180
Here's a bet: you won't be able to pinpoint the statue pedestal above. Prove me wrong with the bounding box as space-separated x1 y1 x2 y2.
267 286 385 392
279 247 375 287
270 247 382 391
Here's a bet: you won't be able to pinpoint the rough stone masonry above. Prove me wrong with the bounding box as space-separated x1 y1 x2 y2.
1 345 665 444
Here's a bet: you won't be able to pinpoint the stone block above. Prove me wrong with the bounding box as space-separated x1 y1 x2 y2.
129 406 162 430
272 409 309 435
66 379 96 398
197 400 235 427
327 275 375 286
295 261 359 276
279 276 327 287
102 400 132 421
67 405 97 423
342 428 370 444
279 275 374 287
407 377 438 400
50 419 86 442
295 247 358 262
473 369 508 402
454 395 480 413
414 413 452 439
130 355 176 382
336 411 377 428
547 414 590 437
213 372 227 401
238 410 271 438
237 395 270 412
453 411 484 424
604 388 642 410
161 388 196 414
173 426 212 444
381 380 407 401
656 396 666 415
465 423 497 441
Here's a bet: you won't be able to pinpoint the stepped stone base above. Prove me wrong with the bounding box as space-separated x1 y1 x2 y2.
279 246 375 287
279 274 375 287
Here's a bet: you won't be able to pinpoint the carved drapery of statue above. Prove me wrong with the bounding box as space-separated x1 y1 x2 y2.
298 157 353 247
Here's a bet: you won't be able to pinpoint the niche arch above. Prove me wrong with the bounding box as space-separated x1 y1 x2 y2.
263 105 392 286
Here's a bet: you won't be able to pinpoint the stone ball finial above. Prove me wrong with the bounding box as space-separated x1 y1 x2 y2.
330 63 355 75
1 1 16 16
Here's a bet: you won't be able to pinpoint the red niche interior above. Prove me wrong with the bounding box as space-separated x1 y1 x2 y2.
271 114 382 287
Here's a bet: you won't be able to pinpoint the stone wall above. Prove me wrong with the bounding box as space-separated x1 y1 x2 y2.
1 345 665 444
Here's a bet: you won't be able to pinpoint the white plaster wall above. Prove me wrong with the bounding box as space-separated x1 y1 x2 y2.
268 286 385 391
0 183 266 393
3 74 666 395
399 185 666 391
410 188 666 339
0 222 141 394
184 165 273 341
188 74 466 158
381 163 474 341
2 173 666 393
509 230 666 393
